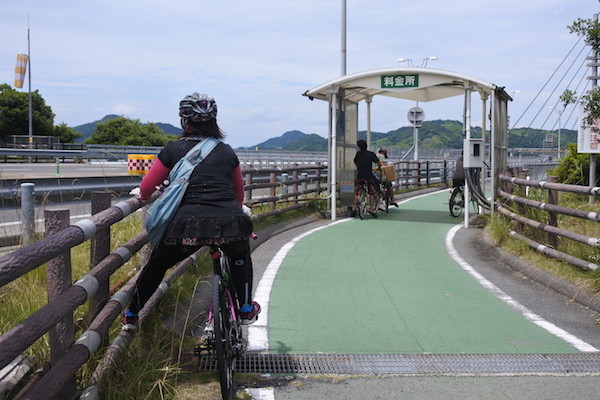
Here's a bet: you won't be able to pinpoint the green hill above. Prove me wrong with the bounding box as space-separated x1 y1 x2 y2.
255 120 576 152
72 115 180 142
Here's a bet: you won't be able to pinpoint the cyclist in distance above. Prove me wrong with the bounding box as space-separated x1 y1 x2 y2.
123 92 260 330
351 139 382 218
453 151 465 188
377 148 398 208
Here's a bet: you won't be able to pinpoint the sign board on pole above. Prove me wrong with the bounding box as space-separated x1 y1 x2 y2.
407 107 424 125
578 107 600 154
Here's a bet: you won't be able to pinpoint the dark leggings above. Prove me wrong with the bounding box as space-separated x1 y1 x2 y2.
129 238 254 314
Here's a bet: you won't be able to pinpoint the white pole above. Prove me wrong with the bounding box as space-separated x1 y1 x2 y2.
591 12 599 204
340 0 347 76
413 102 419 161
481 94 488 204
331 92 338 221
27 24 33 163
366 97 372 149
557 111 561 160
490 93 495 218
463 88 472 228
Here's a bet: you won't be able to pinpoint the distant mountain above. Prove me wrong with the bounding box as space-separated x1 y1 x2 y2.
70 117 578 150
282 133 328 152
154 122 181 135
253 120 577 152
253 130 308 150
72 115 180 142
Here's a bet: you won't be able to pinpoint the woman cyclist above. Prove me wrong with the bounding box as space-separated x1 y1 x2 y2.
122 92 260 330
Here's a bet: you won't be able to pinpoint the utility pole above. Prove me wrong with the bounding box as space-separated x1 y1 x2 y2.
27 22 33 163
591 11 598 203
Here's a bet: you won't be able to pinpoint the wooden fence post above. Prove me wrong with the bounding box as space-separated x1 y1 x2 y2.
245 171 253 201
269 172 277 211
315 164 322 195
292 166 299 204
87 192 112 326
44 208 76 399
547 175 559 248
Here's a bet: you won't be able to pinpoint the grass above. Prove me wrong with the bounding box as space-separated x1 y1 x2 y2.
0 189 324 399
488 190 600 293
90 204 322 399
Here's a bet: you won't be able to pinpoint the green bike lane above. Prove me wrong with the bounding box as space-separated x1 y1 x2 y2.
249 190 583 355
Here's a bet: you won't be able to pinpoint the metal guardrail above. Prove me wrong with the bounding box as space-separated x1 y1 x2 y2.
0 176 143 206
0 147 328 164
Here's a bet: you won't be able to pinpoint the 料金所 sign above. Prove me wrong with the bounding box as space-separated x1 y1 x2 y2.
381 74 419 88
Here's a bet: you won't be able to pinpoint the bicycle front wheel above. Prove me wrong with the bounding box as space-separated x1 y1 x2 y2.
212 274 235 400
449 188 464 218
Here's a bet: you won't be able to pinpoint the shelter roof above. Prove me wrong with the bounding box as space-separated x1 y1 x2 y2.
304 67 499 103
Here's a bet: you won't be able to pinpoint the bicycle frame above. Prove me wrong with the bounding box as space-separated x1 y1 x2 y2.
196 246 244 400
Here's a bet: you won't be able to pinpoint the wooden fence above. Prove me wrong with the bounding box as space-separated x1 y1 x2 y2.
0 164 326 400
497 172 600 271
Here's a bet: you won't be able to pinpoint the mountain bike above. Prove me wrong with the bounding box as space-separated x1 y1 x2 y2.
195 246 245 400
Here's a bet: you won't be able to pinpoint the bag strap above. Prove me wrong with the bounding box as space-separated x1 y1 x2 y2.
185 137 220 164
168 137 220 181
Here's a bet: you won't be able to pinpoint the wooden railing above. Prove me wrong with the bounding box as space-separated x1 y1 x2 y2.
497 171 600 271
0 165 326 400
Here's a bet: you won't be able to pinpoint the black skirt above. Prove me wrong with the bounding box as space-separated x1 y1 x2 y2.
163 202 253 245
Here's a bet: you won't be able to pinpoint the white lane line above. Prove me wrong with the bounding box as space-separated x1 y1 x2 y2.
247 219 348 351
445 224 598 352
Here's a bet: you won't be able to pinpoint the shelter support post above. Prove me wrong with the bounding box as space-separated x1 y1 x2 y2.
366 96 372 150
463 87 472 228
480 93 489 203
330 91 338 221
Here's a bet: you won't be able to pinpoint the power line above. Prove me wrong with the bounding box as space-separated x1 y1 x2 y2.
509 35 583 134
509 36 587 149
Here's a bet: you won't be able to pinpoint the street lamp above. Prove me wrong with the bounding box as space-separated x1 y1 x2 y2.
398 56 438 67
550 105 569 160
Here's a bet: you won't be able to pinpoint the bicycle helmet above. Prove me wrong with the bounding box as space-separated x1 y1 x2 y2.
179 92 218 124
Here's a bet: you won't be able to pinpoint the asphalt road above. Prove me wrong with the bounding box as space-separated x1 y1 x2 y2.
0 161 130 179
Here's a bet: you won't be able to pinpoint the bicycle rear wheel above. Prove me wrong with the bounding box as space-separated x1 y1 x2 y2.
449 188 464 218
212 274 235 400
357 186 368 219
383 182 391 213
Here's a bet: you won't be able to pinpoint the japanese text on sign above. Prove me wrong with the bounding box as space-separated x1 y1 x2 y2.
578 108 600 154
381 74 419 88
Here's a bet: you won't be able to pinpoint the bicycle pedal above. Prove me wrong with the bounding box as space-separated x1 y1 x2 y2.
194 343 209 356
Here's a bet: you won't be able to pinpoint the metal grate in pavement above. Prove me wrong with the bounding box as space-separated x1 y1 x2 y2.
197 353 600 375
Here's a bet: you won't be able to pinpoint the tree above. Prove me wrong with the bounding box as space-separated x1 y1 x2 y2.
0 83 55 139
84 116 177 146
560 89 577 109
54 122 82 143
552 143 600 185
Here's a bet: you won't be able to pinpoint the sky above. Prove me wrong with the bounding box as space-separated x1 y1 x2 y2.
1 0 599 148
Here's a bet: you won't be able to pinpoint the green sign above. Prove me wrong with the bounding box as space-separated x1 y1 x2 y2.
381 74 419 88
